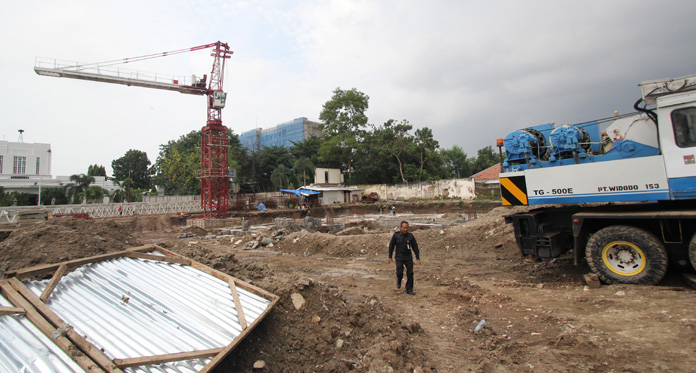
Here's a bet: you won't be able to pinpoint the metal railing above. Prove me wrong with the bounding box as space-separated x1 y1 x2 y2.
35 57 193 86
0 200 201 222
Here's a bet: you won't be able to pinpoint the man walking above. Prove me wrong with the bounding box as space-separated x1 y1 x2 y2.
388 221 421 295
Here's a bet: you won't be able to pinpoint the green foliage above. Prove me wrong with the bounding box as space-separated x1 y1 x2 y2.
375 119 414 183
148 87 507 193
442 145 472 178
0 187 31 206
112 149 152 189
293 157 315 187
87 164 107 177
67 174 95 204
84 185 108 203
259 146 294 191
472 145 500 174
41 187 68 205
318 87 370 181
153 131 202 195
270 164 291 190
414 127 440 182
290 136 321 166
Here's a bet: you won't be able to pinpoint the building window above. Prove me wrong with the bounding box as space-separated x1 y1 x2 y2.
672 107 696 148
325 170 329 184
0 155 3 173
36 157 40 175
13 156 26 175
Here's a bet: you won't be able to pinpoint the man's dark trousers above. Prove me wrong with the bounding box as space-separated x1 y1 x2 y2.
396 258 414 292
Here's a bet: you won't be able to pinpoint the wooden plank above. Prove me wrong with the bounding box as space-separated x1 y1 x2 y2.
113 347 223 368
40 264 67 302
8 278 123 373
8 245 156 279
154 245 279 301
0 281 103 372
127 252 192 266
0 306 25 315
199 296 279 373
228 279 248 330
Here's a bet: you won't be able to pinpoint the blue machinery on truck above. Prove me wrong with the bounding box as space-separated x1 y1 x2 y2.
498 73 696 285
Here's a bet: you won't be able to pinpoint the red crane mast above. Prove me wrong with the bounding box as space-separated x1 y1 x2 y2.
34 42 234 218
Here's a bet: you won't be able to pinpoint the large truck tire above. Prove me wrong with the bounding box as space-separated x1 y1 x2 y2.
689 233 696 271
585 225 667 285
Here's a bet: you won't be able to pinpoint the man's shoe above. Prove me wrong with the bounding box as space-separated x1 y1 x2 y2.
407 290 415 295
396 282 401 289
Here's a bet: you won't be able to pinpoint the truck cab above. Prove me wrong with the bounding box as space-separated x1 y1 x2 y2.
499 74 696 285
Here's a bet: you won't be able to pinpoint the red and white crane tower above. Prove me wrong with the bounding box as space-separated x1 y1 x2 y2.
35 42 234 218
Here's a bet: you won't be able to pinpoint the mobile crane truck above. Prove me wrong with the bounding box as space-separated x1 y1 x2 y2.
498 73 696 285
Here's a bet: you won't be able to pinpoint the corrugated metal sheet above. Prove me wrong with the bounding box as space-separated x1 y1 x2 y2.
0 294 84 372
15 252 271 373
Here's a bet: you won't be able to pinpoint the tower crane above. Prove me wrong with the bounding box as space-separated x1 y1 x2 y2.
34 42 233 219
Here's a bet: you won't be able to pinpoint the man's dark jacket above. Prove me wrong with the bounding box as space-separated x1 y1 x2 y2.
388 231 420 261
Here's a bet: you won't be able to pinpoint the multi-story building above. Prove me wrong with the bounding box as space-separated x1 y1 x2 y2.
0 140 120 204
0 140 52 182
240 117 322 151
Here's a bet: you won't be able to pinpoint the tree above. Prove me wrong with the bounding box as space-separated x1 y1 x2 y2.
258 146 294 191
290 136 321 166
67 174 95 204
153 131 201 195
318 88 370 181
41 188 68 205
376 119 414 183
87 164 107 177
472 145 499 174
441 145 472 178
414 127 440 182
112 149 152 189
293 157 315 186
84 185 108 203
0 187 30 206
270 164 290 190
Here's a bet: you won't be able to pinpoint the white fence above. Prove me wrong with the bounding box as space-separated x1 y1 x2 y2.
0 200 201 223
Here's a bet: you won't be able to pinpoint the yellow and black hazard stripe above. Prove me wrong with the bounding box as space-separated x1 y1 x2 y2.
500 176 528 206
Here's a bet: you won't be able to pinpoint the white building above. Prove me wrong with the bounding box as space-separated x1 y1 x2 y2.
314 168 344 186
0 140 51 181
0 140 120 204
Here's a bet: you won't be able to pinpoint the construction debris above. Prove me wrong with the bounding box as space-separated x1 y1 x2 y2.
0 245 278 373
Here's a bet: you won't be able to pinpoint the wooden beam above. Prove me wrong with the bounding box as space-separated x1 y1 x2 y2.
8 278 123 373
0 306 25 315
199 296 279 373
7 245 157 279
154 245 279 302
40 264 67 302
0 281 104 372
127 252 191 266
113 347 223 368
228 279 248 330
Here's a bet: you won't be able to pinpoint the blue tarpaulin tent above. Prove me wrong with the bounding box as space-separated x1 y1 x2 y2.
279 189 321 196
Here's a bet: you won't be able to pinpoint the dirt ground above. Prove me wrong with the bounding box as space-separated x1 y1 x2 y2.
2 204 696 372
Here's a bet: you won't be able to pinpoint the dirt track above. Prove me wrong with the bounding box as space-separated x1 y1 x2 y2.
2 204 696 372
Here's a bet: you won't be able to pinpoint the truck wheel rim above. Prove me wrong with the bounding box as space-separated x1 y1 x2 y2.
602 241 646 276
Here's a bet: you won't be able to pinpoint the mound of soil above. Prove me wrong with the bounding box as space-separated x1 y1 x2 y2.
0 217 141 276
157 239 430 372
222 283 429 372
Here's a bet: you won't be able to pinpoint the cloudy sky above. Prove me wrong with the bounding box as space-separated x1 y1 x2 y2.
2 0 696 177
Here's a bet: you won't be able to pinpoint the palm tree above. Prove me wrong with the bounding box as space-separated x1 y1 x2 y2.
67 174 95 204
293 158 315 187
270 165 290 190
111 177 135 202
